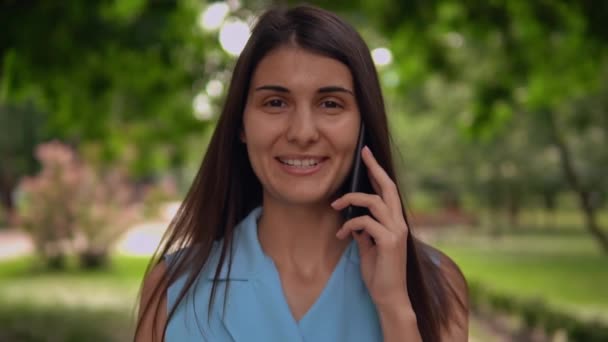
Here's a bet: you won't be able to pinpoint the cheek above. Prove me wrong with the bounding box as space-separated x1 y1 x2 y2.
338 121 361 172
244 126 276 154
242 114 279 174
330 124 359 174
339 149 356 179
335 120 360 154
244 133 270 173
242 110 266 147
244 139 269 188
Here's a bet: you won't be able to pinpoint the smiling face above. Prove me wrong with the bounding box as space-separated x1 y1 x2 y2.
242 46 361 207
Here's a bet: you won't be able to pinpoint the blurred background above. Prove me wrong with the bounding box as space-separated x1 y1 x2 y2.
1 0 607 341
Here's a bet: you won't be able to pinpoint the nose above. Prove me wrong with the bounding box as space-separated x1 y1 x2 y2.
286 106 320 146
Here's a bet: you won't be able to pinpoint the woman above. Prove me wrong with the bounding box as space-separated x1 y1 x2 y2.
136 5 468 342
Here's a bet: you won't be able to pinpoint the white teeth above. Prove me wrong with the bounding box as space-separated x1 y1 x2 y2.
279 158 321 168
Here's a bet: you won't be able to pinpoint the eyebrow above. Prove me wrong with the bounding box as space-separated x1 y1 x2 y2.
254 85 354 95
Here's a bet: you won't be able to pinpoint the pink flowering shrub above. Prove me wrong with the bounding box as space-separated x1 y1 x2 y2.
17 141 141 268
141 175 178 219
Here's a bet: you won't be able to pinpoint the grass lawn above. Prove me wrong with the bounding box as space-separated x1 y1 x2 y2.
434 227 608 322
0 256 150 342
0 253 497 342
2 222 606 341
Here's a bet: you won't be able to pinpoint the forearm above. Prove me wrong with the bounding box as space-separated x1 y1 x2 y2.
377 298 423 342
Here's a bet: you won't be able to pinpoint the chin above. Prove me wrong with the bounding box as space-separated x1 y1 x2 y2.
267 187 334 207
284 193 329 206
261 172 349 207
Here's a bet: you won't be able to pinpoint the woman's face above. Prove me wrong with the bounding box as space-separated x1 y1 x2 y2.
242 46 360 207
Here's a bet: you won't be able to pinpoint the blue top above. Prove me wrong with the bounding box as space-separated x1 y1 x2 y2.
164 207 440 341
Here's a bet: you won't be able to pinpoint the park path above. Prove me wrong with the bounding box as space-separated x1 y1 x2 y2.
0 202 181 261
0 223 169 260
0 228 33 260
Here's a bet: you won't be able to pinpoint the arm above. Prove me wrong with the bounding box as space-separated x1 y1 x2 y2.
332 147 468 341
377 297 422 342
377 252 469 342
135 261 168 342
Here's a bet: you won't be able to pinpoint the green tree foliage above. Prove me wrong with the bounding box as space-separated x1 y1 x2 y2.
2 0 607 250
0 0 220 214
288 0 608 251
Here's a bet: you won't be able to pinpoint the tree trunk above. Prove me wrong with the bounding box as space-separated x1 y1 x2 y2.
547 110 608 253
0 172 16 225
506 192 520 229
79 249 110 269
0 186 13 212
542 191 557 230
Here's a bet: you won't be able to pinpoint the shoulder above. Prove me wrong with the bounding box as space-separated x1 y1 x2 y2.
419 242 467 292
135 261 169 342
420 242 469 341
142 260 169 295
427 244 467 293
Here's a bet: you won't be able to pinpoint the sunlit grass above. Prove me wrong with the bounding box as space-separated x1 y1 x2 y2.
2 211 607 341
0 256 150 342
0 303 132 342
434 228 608 322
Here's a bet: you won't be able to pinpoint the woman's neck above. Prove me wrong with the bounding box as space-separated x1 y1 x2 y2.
256 198 351 275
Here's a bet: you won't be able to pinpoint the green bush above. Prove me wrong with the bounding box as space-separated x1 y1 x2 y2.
468 280 608 341
16 141 142 269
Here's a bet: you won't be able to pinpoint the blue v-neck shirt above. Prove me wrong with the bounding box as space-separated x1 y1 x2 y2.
164 207 386 341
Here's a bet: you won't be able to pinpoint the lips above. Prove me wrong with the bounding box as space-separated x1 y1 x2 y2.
275 156 328 171
277 157 322 167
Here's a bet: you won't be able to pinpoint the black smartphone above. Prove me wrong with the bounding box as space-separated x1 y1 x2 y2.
342 122 374 221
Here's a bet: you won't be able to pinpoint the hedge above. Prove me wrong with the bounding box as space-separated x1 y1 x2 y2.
468 281 608 341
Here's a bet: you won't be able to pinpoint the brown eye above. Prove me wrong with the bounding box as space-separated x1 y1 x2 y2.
321 100 342 109
265 99 286 107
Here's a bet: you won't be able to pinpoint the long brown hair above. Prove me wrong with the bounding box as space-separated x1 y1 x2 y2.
136 5 459 342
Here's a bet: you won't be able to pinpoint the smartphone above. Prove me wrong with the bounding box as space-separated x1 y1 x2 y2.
342 122 374 221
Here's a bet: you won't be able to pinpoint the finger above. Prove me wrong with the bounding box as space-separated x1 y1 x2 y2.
361 146 402 215
336 215 392 246
352 230 374 254
331 192 392 228
368 173 382 197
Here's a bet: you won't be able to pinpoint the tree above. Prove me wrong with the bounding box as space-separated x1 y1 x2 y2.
284 0 608 251
0 0 222 216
